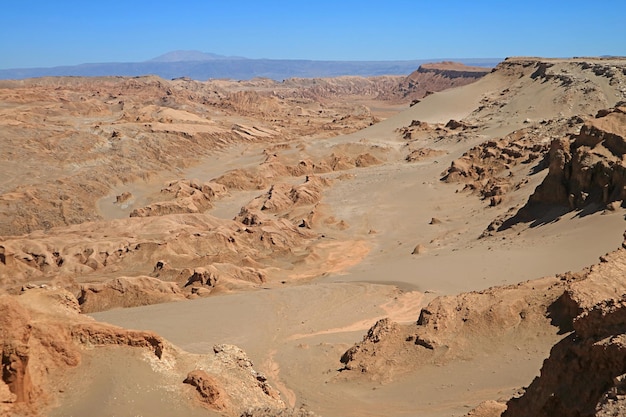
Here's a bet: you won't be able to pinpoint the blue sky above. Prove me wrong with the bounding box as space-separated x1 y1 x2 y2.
1 0 624 69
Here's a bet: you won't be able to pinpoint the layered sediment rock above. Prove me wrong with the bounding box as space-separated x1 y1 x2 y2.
78 276 186 313
130 179 227 217
503 297 626 417
0 287 285 416
502 238 626 417
529 106 626 209
339 276 565 380
383 62 491 102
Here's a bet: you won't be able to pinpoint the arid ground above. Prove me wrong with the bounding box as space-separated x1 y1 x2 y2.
2 58 626 417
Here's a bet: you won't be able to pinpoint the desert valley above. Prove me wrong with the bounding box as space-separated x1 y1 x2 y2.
2 56 626 417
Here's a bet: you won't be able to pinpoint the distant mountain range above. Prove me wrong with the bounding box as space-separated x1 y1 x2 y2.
0 50 501 81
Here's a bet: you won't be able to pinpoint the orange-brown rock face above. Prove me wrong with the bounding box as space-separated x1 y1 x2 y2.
0 287 286 416
0 287 167 414
0 296 34 404
184 369 227 410
0 290 82 414
525 107 626 210
383 62 491 102
501 240 626 417
503 300 626 417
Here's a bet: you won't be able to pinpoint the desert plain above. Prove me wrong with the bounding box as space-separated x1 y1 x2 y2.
2 57 626 417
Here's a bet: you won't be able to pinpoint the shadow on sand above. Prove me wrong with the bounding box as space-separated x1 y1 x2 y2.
497 202 608 232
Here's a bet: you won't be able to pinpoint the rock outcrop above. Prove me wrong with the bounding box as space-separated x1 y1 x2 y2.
496 106 626 230
441 117 583 204
501 237 626 417
466 401 508 417
130 179 227 217
207 344 284 414
0 287 285 417
503 297 626 417
530 106 626 209
241 176 330 214
184 370 227 410
405 147 447 162
382 62 491 102
339 276 566 381
78 276 186 313
0 295 36 405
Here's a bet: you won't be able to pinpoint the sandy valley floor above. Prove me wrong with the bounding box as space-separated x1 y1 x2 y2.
3 58 626 417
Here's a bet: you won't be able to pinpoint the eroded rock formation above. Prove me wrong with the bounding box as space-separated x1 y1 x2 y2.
339 276 566 380
493 105 626 231
530 106 626 209
0 287 284 416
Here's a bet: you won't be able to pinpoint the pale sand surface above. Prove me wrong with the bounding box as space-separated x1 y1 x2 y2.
93 102 625 417
319 160 626 293
93 283 422 414
93 201 623 416
23 58 626 416
50 347 220 417
93 274 562 416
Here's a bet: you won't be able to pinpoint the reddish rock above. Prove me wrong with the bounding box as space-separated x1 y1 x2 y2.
183 370 226 410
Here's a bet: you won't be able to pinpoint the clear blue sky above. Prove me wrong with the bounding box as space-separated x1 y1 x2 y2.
1 0 624 69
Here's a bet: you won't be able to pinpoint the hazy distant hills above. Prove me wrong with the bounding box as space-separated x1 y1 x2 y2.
148 50 247 62
0 50 501 81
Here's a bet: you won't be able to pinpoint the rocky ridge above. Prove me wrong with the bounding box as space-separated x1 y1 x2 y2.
341 233 626 417
2 57 626 417
501 235 626 417
490 104 626 233
0 286 286 416
335 61 626 416
386 61 491 103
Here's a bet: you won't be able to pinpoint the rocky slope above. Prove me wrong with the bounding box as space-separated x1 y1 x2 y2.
385 61 491 103
340 234 626 417
339 275 567 380
492 104 626 232
337 59 626 416
2 57 626 417
0 287 284 417
0 64 488 237
501 237 626 417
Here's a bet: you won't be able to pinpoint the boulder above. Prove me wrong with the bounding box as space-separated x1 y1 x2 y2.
183 370 226 410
